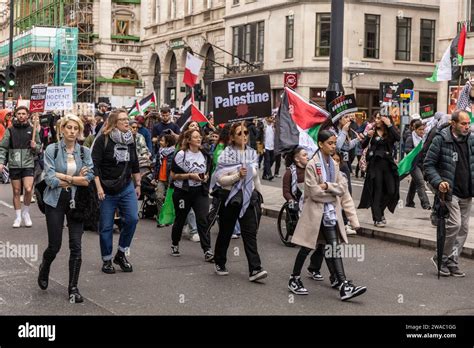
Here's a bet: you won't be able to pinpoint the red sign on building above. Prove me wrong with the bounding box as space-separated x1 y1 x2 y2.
284 72 298 89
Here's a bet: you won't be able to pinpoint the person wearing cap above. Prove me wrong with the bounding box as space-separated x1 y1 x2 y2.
135 115 152 152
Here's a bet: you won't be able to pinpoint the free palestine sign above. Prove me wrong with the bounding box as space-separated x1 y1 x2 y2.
212 75 272 124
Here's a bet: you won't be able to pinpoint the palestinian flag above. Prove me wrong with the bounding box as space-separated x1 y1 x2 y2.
398 141 423 180
427 23 466 82
128 100 142 118
275 87 329 157
139 92 157 113
176 93 208 130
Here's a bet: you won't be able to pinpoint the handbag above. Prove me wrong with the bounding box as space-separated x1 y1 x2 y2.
100 162 129 195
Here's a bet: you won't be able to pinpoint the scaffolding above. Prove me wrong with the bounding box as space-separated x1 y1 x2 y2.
53 27 78 100
11 0 96 103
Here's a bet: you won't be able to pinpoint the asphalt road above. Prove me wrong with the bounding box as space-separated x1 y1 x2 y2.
1 182 474 315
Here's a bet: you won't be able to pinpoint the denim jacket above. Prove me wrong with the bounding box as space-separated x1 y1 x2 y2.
43 140 95 208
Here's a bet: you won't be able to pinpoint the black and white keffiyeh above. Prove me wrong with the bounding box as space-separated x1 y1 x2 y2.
211 145 258 218
457 82 472 111
109 129 134 163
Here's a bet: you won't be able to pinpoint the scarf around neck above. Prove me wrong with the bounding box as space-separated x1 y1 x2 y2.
211 145 258 218
110 128 134 145
159 146 175 165
412 131 423 147
318 151 337 227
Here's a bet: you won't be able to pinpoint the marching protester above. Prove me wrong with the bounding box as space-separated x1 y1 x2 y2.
169 128 214 260
358 112 400 227
289 130 366 300
38 114 94 303
155 133 175 227
130 119 152 173
424 110 474 277
96 102 110 121
144 110 161 137
92 109 141 274
0 106 41 228
134 115 153 152
152 105 180 143
0 110 11 184
282 146 325 282
211 123 267 282
405 120 430 210
262 115 276 181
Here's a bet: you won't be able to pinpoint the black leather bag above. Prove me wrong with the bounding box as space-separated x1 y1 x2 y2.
229 190 243 207
100 162 129 195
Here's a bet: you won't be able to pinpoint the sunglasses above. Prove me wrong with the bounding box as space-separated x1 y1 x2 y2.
237 130 249 136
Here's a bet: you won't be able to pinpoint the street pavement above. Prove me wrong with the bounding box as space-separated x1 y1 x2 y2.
1 181 474 315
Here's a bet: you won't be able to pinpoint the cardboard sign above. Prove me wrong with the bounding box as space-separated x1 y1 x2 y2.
73 103 95 117
30 84 48 113
44 86 73 111
212 75 272 124
328 94 358 122
421 104 435 119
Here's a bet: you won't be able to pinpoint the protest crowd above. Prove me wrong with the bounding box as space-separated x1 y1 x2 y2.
1 64 474 305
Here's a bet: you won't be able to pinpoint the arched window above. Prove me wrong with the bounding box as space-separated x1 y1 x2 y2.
113 67 139 81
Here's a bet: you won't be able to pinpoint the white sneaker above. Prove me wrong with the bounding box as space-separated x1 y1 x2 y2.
31 195 36 203
22 212 32 227
190 233 200 243
345 224 357 235
12 217 21 228
182 225 190 238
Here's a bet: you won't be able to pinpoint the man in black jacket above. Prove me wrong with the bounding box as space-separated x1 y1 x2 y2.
424 110 474 278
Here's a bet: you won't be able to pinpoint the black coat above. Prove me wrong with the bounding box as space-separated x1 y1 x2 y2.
358 125 400 213
424 127 474 200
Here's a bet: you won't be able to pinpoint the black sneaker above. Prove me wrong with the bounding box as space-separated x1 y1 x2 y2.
171 245 180 257
215 264 229 276
249 268 268 282
431 256 450 276
339 280 367 301
307 269 324 281
113 252 133 272
288 276 308 295
204 250 214 263
406 202 415 208
102 260 116 274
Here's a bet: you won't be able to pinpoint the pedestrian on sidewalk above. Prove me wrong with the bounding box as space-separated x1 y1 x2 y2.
0 106 41 228
262 116 276 181
424 109 474 277
38 114 94 303
358 112 400 227
92 109 141 274
405 120 431 210
169 129 214 261
211 123 267 282
289 130 366 300
282 146 325 282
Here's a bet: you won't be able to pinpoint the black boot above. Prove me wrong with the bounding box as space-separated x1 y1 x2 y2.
113 250 133 272
38 252 55 290
68 258 84 303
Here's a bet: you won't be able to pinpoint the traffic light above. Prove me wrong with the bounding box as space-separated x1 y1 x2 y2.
194 83 206 102
6 65 16 88
0 71 6 93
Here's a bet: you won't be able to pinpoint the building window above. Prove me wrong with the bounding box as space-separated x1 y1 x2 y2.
169 0 176 19
233 0 239 5
315 13 331 57
285 15 294 59
186 0 193 15
356 89 380 117
364 14 380 59
420 19 435 62
232 21 265 64
396 17 411 61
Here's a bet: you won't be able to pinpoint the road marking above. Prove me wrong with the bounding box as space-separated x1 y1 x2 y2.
0 200 13 209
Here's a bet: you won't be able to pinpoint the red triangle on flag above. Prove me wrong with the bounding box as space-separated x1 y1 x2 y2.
191 104 208 125
285 87 328 129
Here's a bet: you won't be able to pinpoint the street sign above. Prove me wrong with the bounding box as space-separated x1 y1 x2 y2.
212 74 271 124
284 72 298 89
170 39 185 50
404 89 414 101
399 93 411 99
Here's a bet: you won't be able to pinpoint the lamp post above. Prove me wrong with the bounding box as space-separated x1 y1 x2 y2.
325 0 345 110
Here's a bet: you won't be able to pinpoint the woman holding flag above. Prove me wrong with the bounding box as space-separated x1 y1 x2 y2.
211 123 267 282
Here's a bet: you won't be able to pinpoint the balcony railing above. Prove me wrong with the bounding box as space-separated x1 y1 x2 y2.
110 43 141 53
458 20 474 33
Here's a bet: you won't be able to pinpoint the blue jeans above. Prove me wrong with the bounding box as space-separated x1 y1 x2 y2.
99 182 139 261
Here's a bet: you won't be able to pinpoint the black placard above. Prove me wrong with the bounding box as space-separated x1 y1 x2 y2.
328 93 358 122
212 75 272 124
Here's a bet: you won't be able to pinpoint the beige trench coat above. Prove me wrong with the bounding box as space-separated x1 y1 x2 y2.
291 154 360 250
